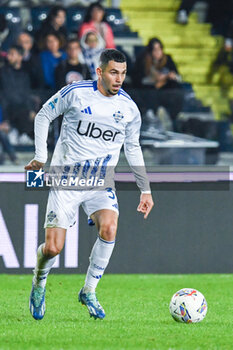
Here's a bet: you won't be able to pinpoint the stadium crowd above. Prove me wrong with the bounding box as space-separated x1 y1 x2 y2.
0 0 232 164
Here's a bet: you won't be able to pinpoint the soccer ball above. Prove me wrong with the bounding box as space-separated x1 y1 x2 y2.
169 288 207 323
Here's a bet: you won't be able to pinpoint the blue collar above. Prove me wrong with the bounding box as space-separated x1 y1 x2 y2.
93 80 97 91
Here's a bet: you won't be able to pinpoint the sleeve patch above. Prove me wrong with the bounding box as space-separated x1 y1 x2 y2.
48 97 58 110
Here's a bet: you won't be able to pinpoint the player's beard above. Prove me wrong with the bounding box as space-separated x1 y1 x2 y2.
102 76 121 96
107 88 118 96
108 89 118 96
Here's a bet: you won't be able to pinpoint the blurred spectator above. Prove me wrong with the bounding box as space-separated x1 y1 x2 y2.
133 38 182 89
225 19 233 53
40 33 67 89
0 121 17 164
17 31 45 89
206 0 232 37
80 31 105 80
211 45 233 78
176 0 233 37
0 13 21 53
0 45 37 139
55 39 91 89
0 51 6 70
79 2 115 49
35 6 67 51
132 38 184 130
208 14 233 75
208 18 233 92
176 0 197 24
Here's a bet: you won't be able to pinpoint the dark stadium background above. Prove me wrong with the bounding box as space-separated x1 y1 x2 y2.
0 0 232 274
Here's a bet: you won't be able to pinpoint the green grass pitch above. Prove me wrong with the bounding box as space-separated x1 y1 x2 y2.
0 274 232 350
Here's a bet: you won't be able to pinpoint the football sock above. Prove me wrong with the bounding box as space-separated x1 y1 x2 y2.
33 244 56 288
83 236 115 293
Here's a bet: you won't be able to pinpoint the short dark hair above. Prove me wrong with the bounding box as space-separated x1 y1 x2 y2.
99 49 126 70
18 31 34 43
45 31 63 47
8 44 24 56
67 38 80 46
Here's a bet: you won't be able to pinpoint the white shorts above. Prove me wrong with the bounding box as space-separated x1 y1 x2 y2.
44 188 119 229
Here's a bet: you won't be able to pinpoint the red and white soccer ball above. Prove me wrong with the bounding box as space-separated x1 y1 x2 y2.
169 288 208 323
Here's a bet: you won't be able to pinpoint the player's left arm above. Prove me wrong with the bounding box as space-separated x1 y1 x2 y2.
124 106 154 219
137 192 154 219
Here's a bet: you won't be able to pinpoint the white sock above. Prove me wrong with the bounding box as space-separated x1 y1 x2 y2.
83 236 115 293
33 244 56 288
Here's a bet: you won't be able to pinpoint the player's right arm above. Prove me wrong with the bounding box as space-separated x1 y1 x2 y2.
24 87 70 170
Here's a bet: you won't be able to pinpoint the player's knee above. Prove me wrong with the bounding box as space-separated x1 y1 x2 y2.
44 227 66 257
99 222 117 241
44 243 63 257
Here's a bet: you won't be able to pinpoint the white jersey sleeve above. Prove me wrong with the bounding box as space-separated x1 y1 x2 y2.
124 106 151 193
34 89 70 163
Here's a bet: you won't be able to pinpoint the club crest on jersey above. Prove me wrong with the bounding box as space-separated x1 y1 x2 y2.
47 211 57 222
113 111 124 123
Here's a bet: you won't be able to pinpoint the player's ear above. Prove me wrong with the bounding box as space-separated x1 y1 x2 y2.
96 67 102 78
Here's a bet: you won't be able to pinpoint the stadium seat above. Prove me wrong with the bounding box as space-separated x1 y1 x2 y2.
105 8 126 33
114 31 138 38
122 0 180 11
30 7 50 32
0 7 21 25
66 7 86 34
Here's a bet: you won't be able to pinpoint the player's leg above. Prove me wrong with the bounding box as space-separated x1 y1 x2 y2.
79 189 119 319
30 227 66 320
32 189 80 288
79 209 118 319
30 189 80 320
33 227 66 288
83 209 118 293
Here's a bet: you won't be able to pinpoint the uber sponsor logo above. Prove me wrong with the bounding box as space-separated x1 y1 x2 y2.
0 206 79 269
77 121 121 142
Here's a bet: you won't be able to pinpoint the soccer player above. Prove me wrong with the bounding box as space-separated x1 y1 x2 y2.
25 49 154 320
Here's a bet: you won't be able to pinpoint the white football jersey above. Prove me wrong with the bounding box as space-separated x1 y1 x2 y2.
34 80 150 192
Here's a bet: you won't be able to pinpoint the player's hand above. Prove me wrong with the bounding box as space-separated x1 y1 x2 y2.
168 71 177 80
24 159 44 170
0 121 10 132
29 110 36 121
137 193 154 219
